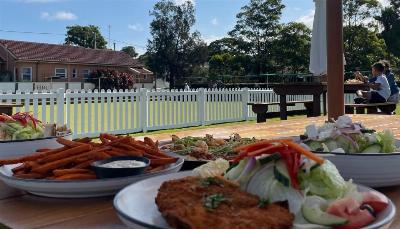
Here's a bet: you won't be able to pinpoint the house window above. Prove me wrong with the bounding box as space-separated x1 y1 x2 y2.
55 68 67 78
82 69 90 78
72 68 77 78
21 67 32 81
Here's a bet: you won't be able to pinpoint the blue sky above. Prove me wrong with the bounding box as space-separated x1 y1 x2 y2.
0 0 316 54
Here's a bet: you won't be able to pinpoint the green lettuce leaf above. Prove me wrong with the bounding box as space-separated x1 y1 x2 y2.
298 160 347 199
377 129 396 153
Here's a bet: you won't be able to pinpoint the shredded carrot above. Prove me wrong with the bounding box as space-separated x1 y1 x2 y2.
234 139 274 152
284 141 325 164
247 143 285 157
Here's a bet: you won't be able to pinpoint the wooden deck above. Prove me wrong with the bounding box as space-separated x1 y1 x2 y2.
137 114 400 141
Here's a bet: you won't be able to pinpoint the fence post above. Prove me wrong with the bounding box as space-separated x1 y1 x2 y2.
242 88 250 121
56 88 65 126
198 88 206 125
140 88 148 132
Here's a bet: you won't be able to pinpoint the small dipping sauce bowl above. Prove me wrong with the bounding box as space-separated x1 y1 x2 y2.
91 156 150 178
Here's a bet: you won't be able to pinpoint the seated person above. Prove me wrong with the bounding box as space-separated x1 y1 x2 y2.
382 60 400 103
355 62 391 103
354 71 377 83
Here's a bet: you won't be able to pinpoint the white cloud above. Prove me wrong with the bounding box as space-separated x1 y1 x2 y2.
41 11 77 20
297 9 315 28
378 0 391 7
173 0 194 5
128 24 143 32
211 18 218 26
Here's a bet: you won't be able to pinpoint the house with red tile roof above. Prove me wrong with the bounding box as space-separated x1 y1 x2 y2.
0 39 153 85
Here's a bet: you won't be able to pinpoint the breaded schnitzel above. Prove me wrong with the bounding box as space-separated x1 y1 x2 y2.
155 176 294 229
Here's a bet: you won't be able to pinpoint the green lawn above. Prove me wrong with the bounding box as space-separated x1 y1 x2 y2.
15 100 246 136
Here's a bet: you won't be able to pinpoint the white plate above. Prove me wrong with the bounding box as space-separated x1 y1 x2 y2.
0 158 184 198
0 133 73 159
114 171 396 229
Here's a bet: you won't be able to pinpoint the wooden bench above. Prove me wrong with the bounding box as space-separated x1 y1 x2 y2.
248 100 314 123
345 102 397 115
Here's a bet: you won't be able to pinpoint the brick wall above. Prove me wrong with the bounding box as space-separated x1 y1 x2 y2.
14 62 132 82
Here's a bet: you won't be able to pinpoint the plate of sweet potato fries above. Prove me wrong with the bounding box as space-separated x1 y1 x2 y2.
0 133 183 198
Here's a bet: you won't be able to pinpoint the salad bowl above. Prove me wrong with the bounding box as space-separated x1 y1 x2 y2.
301 115 400 187
317 147 400 188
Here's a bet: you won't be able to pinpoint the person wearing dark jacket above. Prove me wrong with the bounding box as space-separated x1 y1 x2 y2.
382 60 399 103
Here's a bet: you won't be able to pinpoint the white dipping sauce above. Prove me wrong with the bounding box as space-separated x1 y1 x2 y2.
100 160 146 168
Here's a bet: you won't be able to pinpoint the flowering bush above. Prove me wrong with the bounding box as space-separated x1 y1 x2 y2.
88 69 135 90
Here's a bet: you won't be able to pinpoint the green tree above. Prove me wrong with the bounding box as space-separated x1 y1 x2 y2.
344 26 387 70
376 0 400 59
342 0 381 70
229 0 285 74
65 25 107 49
208 37 249 57
146 0 207 88
343 0 379 27
274 22 311 73
121 46 138 58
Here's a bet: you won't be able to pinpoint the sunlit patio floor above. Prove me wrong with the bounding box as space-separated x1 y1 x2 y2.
136 114 400 141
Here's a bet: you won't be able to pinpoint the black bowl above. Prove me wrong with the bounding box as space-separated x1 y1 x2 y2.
91 156 150 178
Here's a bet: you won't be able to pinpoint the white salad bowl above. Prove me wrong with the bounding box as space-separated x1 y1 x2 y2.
0 133 73 159
316 140 400 188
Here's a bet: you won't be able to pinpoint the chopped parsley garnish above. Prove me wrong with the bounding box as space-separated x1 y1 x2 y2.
258 198 268 208
203 193 230 211
199 177 224 188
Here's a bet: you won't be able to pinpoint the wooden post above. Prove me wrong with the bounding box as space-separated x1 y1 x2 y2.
327 0 344 120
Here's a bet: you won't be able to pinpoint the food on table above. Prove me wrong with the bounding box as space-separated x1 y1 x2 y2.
193 158 229 178
99 160 147 168
195 139 389 228
0 112 71 141
301 115 398 153
345 79 364 84
155 176 294 229
0 133 178 180
163 133 257 161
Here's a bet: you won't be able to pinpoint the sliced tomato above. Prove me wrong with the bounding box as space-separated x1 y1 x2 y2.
362 191 389 213
327 197 375 229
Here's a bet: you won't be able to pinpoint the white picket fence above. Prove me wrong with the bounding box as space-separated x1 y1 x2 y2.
0 88 357 138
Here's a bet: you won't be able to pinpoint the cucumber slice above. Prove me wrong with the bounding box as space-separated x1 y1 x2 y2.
302 196 348 226
258 153 281 165
361 144 381 153
274 161 290 187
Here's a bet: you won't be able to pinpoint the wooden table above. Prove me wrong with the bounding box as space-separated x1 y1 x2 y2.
271 83 371 120
0 115 399 228
0 103 23 115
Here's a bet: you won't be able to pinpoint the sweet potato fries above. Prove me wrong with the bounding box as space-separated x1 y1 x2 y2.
0 133 178 180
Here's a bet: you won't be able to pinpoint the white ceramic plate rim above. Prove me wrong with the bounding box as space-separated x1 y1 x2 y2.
0 158 184 184
113 171 396 229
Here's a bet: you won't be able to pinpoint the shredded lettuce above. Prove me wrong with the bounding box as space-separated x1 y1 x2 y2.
377 129 396 153
298 160 347 199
